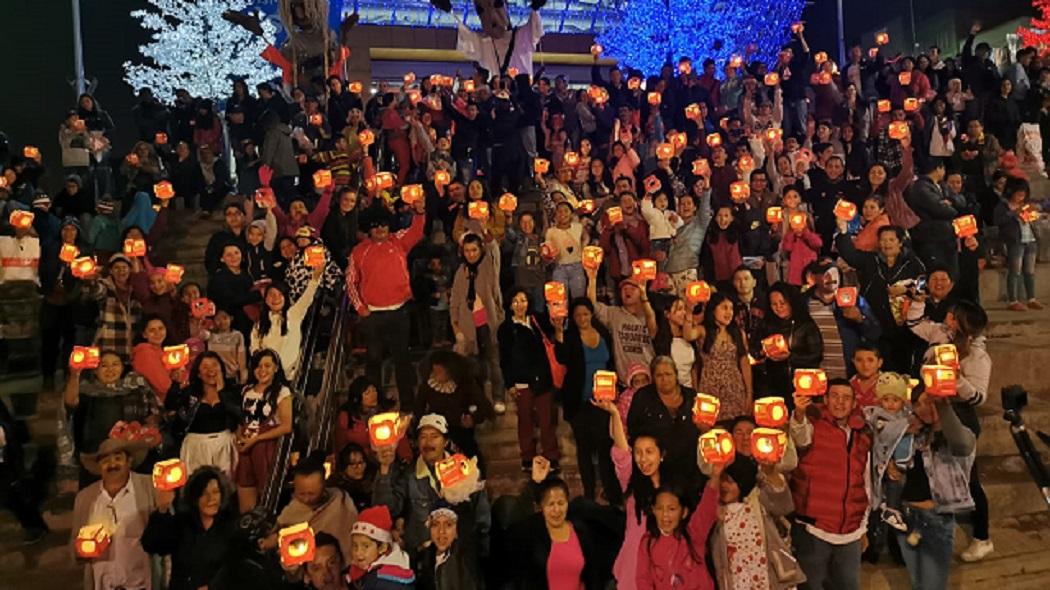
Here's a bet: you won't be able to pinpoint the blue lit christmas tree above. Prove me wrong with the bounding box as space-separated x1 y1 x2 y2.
597 0 806 75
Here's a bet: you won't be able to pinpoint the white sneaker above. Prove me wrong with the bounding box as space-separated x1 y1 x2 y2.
960 538 994 562
493 401 507 415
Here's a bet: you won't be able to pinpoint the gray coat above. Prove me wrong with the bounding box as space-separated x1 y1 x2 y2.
449 239 503 355
260 122 299 178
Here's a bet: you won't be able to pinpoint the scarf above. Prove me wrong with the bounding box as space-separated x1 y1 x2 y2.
463 251 485 310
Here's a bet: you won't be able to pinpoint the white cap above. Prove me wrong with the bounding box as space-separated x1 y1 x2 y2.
417 413 448 435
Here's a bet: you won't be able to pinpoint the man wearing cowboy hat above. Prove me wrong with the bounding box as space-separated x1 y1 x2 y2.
71 437 157 590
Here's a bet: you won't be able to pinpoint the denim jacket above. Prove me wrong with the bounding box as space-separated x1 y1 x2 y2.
916 399 977 514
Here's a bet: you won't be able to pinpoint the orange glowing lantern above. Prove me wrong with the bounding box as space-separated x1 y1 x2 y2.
582 245 604 270
313 169 333 189
154 181 175 200
685 280 713 304
902 99 920 114
933 344 959 369
304 245 326 268
403 72 416 86
348 81 364 94
730 181 750 203
279 523 316 568
644 175 662 194
534 158 551 174
678 61 692 75
162 345 190 370
876 32 890 45
75 524 112 560
668 131 687 149
71 257 97 279
498 193 518 212
761 334 789 358
766 206 784 225
463 79 476 93
754 397 789 428
791 21 804 34
898 71 912 86
888 121 910 140
434 170 451 187
877 99 891 113
764 73 780 86
400 184 424 205
59 244 79 263
835 286 859 308
23 146 41 160
577 199 597 215
751 428 788 464
507 67 519 78
729 54 744 68
692 159 711 177
737 154 755 172
468 201 490 220
815 72 833 85
69 346 101 370
692 393 721 427
544 281 567 303
593 370 618 402
788 212 807 232
407 90 422 106
153 132 168 145
563 151 581 167
540 242 559 259
308 113 323 127
647 92 662 106
593 88 609 105
590 43 603 57
164 264 184 284
793 368 828 396
921 365 957 397
123 238 147 257
375 172 395 190
699 429 735 464
706 133 722 148
814 52 828 65
435 453 473 488
607 206 624 225
358 129 375 147
152 458 187 491
191 298 216 318
834 199 857 221
627 76 642 90
368 412 401 447
656 143 674 161
9 210 33 229
952 215 978 238
126 153 140 166
685 103 702 120
631 259 657 282
1020 204 1041 223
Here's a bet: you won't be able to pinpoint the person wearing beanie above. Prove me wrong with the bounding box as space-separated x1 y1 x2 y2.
347 505 416 589
244 216 275 283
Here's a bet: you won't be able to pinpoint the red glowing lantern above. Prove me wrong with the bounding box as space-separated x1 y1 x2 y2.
544 281 567 304
279 523 316 568
692 159 711 177
607 206 624 225
933 344 959 369
765 206 783 225
764 73 780 86
69 346 101 370
164 264 184 284
668 132 687 150
730 181 750 203
191 298 216 319
582 245 604 270
834 199 858 221
729 54 744 68
922 365 957 397
468 201 490 220
375 172 395 190
706 133 722 148
685 103 702 120
788 212 807 232
876 32 890 46
358 129 375 147
761 334 789 358
952 215 978 238
685 280 712 304
655 143 674 161
793 368 828 396
407 90 422 106
162 344 190 370
368 412 401 447
754 398 789 428
534 158 550 174
348 81 364 94
498 193 518 212
435 453 474 488
60 244 79 263
577 199 597 215
123 238 147 257
304 245 326 268
434 170 451 187
631 259 657 282
593 370 618 402
901 98 919 113
400 184 424 205
75 524 112 560
692 393 721 428
765 128 784 144
71 257 97 279
154 181 175 200
152 458 188 491
563 152 581 167
898 71 912 86
9 210 33 230
888 121 910 140
751 428 788 464
626 77 641 90
835 286 859 308
645 175 663 194
699 429 735 464
313 169 333 189
877 99 891 113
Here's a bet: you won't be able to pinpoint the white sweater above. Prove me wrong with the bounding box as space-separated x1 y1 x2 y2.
251 277 320 380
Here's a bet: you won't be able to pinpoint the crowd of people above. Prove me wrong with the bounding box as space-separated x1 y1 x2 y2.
0 16 1044 590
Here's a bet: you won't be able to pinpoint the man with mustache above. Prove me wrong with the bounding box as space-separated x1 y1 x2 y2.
71 437 157 590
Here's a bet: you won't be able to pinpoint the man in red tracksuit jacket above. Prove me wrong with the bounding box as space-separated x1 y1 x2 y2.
788 377 872 590
346 199 426 405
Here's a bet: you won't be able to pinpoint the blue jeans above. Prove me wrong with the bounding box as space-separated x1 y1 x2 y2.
1006 241 1038 302
552 262 587 301
792 524 862 590
783 99 809 140
896 506 955 590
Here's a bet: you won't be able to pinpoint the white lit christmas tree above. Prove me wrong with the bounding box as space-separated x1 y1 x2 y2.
123 0 278 102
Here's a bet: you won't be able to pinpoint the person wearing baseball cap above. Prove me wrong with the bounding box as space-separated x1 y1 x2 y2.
346 505 415 587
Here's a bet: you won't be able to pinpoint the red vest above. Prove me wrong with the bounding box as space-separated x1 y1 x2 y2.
791 408 871 535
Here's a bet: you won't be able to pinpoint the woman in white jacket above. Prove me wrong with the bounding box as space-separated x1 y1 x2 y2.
250 265 322 380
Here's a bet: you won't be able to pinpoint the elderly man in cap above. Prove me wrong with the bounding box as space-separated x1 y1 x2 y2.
71 436 157 590
346 197 425 406
373 413 491 562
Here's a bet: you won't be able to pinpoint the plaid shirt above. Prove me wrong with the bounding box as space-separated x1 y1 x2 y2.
87 278 142 363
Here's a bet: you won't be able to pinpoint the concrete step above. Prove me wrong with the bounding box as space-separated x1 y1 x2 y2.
979 263 1050 305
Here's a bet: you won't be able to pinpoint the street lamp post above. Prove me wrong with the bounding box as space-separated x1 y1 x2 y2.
72 0 86 96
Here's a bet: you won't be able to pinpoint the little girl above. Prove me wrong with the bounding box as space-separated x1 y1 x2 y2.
853 195 890 252
347 505 416 589
207 309 248 383
636 483 718 589
641 191 683 271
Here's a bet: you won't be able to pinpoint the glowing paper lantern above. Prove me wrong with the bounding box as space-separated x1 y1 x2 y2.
154 181 175 200
69 346 101 370
877 99 891 113
706 134 722 148
563 152 581 167
435 453 473 488
123 238 147 257
155 132 168 145
75 524 112 560
788 212 807 232
407 90 422 106
656 143 674 161
463 80 476 93
592 370 618 402
540 242 559 259
754 398 789 428
730 181 750 203
348 81 364 94
898 71 912 86
737 154 755 171
903 98 920 113
375 172 395 190
766 206 783 225
921 365 957 397
933 344 959 368
631 259 657 282
308 113 323 127
729 54 744 68
582 245 604 270
834 199 857 221
162 345 190 370
699 429 735 464
627 77 642 90
164 264 184 284
876 32 890 45
577 199 597 215
645 174 663 193
358 129 375 146
534 158 550 174
692 159 711 177
434 170 451 187
278 523 316 568
793 369 828 396
60 244 80 264
544 281 567 304
692 393 721 428
9 210 33 229
191 298 216 319
1020 204 1041 223
467 201 490 220
497 193 518 213
814 51 828 65
888 121 910 140
647 92 662 106
368 412 401 447
304 245 326 268
23 146 41 160
71 257 97 279
761 334 789 358
668 131 687 149
152 458 188 491
685 280 712 304
685 103 702 120
607 206 624 225
403 72 416 86
751 427 788 464
764 73 780 86
400 184 424 205
952 215 978 238
835 286 859 308
313 169 333 189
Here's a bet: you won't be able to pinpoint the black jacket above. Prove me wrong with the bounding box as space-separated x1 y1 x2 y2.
510 511 604 590
142 511 239 590
906 176 958 244
553 324 615 421
206 266 262 336
321 207 359 269
204 227 248 275
994 199 1026 246
498 316 554 394
755 315 824 397
835 233 926 333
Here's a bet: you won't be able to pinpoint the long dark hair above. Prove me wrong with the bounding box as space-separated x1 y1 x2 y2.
701 292 748 358
643 485 703 566
950 299 988 359
705 207 742 245
180 466 237 526
134 314 168 345
245 348 290 408
767 281 812 323
257 282 292 337
625 430 667 523
186 350 227 394
340 376 394 428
